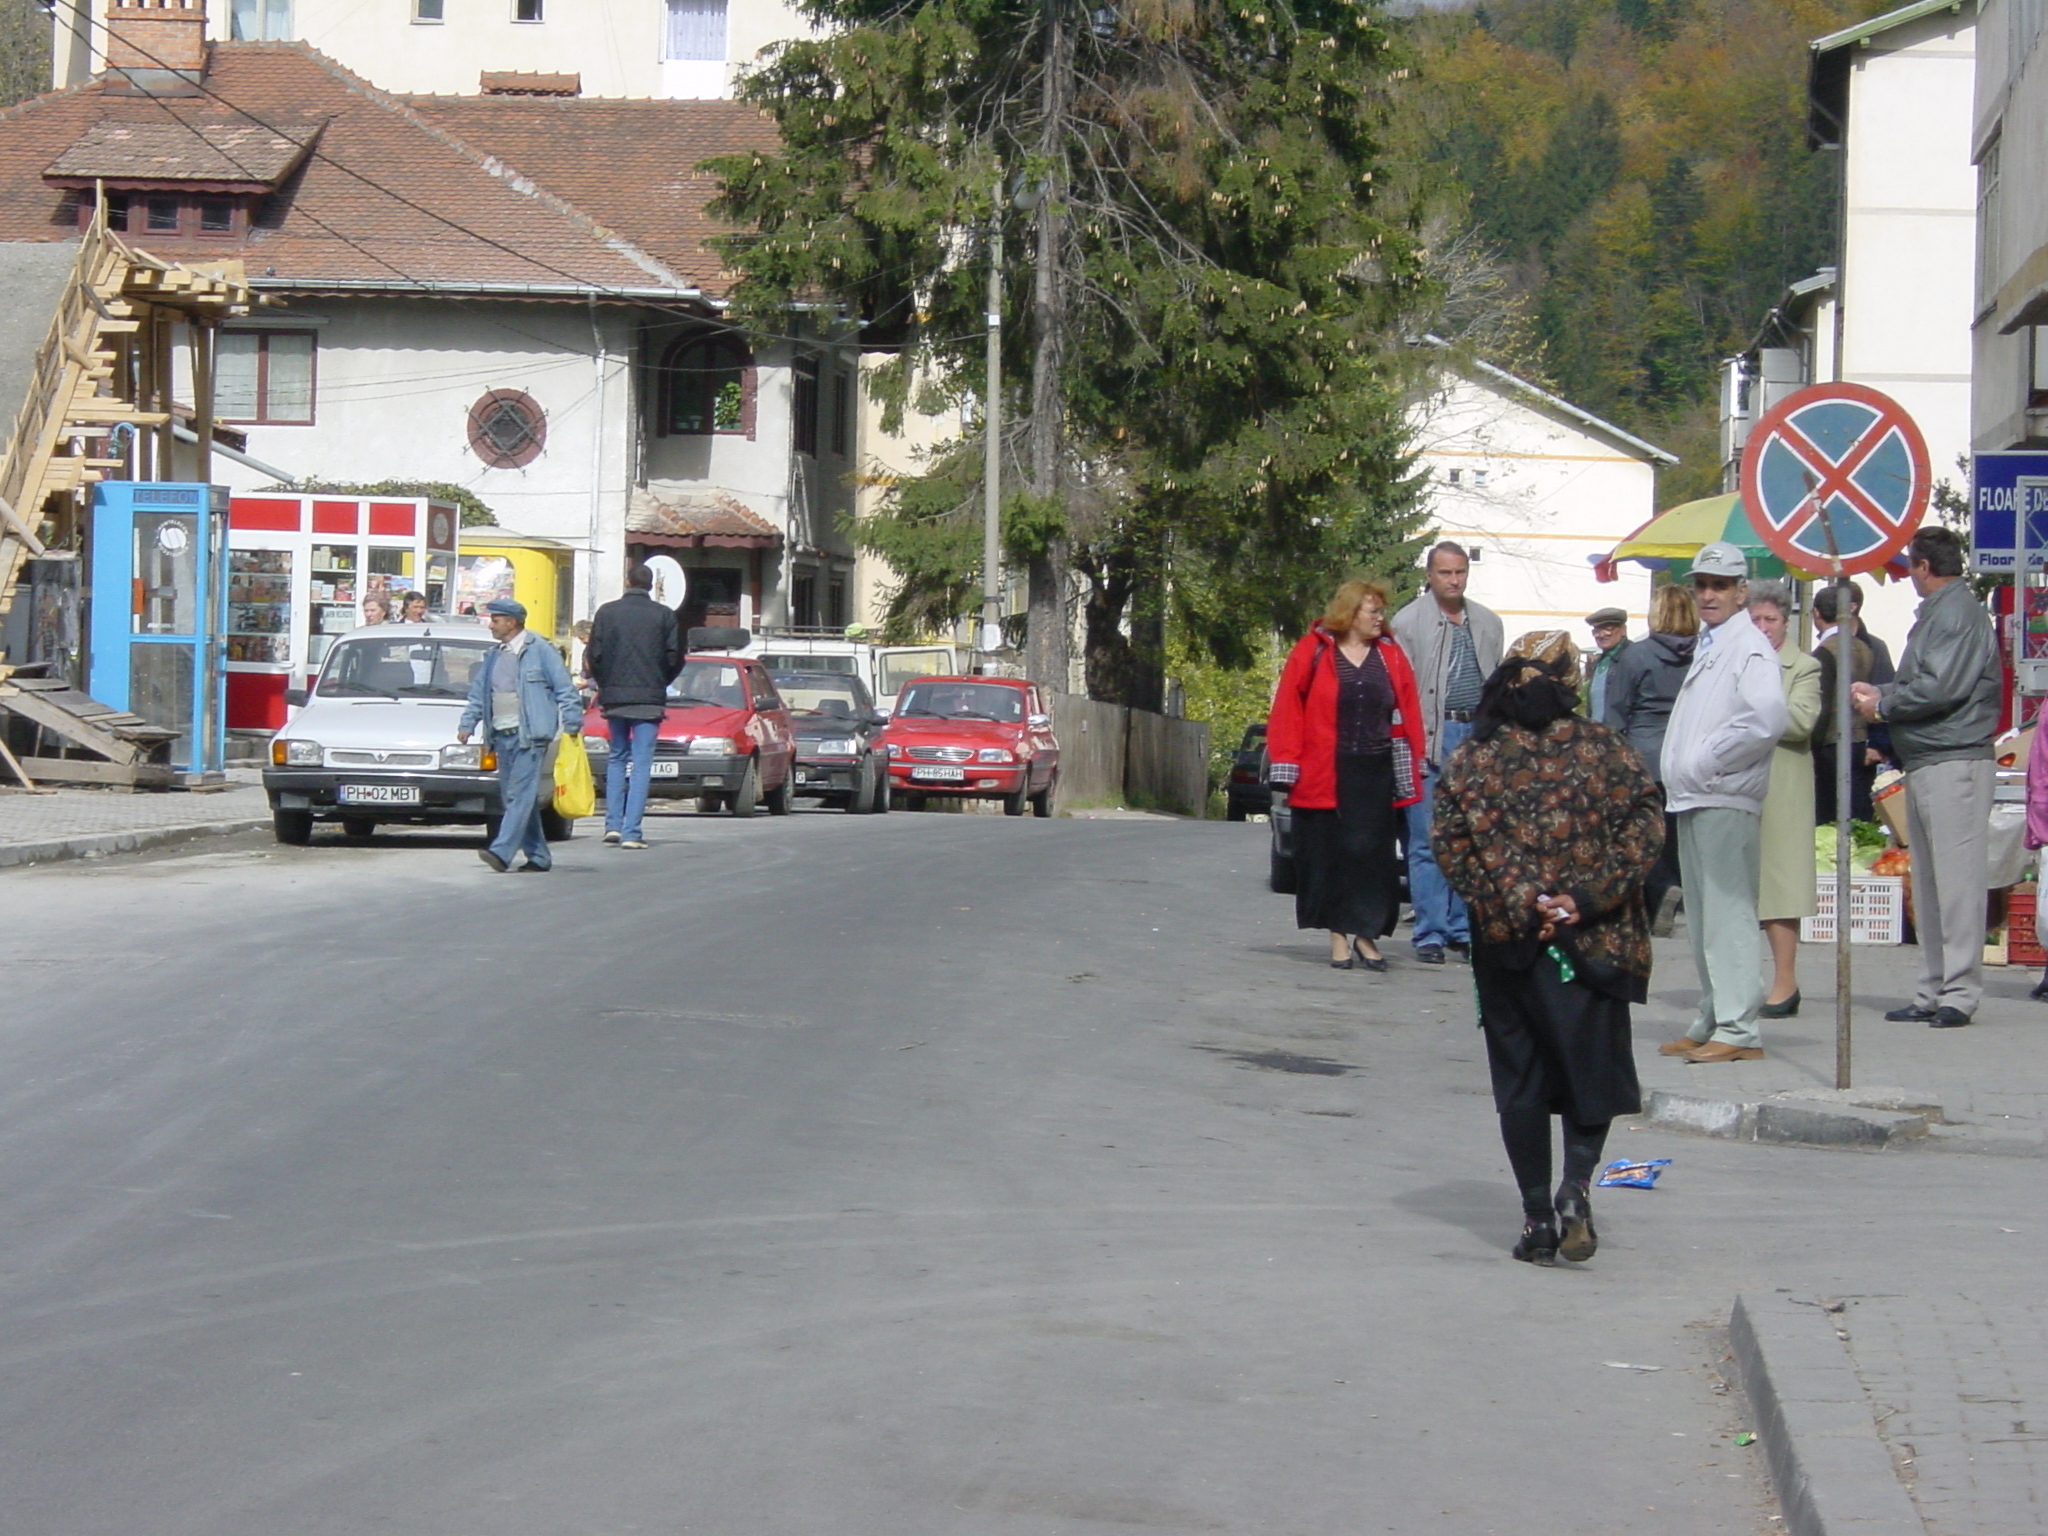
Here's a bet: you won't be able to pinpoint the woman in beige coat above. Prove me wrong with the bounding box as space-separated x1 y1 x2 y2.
1749 581 1823 1015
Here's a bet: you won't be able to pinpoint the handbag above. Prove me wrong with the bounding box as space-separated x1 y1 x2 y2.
552 733 596 819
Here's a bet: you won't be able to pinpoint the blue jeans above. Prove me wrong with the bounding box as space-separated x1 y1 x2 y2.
490 730 551 870
1405 716 1473 948
603 715 659 841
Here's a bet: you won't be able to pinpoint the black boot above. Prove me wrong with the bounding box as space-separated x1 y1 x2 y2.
1555 1180 1598 1262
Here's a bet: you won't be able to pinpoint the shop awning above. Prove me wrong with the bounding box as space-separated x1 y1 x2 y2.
626 488 782 550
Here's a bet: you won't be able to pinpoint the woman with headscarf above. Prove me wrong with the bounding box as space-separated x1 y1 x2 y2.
1748 580 1822 1017
1602 582 1698 931
1435 632 1666 1266
1267 579 1427 972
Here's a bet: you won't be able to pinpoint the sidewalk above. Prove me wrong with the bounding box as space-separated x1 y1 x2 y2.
0 770 270 869
1632 931 2048 1155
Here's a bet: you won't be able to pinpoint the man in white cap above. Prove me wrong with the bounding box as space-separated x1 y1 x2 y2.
1656 542 1789 1062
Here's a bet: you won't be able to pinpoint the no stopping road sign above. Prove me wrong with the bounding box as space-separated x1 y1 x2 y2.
1739 382 1929 576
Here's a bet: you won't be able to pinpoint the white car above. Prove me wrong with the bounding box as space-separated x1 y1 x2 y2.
263 622 569 846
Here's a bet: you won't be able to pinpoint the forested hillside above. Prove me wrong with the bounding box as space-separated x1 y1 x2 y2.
1395 0 1901 500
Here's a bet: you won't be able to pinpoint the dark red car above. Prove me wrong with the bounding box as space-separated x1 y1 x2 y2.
583 652 797 816
880 676 1060 816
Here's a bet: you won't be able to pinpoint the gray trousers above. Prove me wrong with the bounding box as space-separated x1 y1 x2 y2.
1675 806 1764 1048
1903 756 1993 1017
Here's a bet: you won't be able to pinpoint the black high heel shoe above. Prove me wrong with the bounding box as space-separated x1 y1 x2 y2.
1555 1182 1598 1262
1759 990 1801 1018
1512 1215 1558 1266
1330 940 1354 970
1351 938 1389 973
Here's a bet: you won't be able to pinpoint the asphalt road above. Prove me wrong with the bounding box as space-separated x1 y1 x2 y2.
3 809 2038 1535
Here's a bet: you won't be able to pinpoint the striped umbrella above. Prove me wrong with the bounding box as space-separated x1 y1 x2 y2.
1593 492 1906 583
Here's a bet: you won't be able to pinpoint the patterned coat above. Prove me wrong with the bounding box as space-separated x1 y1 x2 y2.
1433 716 1665 997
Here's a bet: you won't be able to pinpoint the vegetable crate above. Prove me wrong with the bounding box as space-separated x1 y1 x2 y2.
1800 876 1905 946
2010 889 2045 968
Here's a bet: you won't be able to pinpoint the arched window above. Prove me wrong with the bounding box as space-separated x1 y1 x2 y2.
661 331 753 437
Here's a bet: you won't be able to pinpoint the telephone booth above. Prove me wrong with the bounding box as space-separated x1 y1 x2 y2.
87 481 232 774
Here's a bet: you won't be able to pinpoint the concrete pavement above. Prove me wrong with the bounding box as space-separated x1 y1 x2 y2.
1 810 2042 1534
0 770 270 868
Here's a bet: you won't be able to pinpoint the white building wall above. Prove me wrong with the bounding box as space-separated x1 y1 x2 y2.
1974 0 2048 450
1407 372 1662 640
53 0 812 97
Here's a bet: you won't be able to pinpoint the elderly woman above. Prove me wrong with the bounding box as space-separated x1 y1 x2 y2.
1435 632 1665 1266
1267 579 1428 972
360 594 391 626
1602 582 1698 930
1748 581 1823 1017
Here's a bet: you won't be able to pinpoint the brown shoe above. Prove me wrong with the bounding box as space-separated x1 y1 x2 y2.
1684 1041 1765 1063
1658 1037 1703 1056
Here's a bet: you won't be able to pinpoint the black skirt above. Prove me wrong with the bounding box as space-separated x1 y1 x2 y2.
1293 751 1400 939
1472 948 1641 1122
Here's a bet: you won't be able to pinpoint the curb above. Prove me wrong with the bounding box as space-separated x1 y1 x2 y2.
1644 1088 1931 1149
0 817 271 871
1729 1293 1923 1536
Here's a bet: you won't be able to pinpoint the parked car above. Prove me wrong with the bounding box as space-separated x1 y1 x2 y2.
772 670 891 813
879 676 1060 815
1225 722 1271 821
264 621 572 845
583 651 797 816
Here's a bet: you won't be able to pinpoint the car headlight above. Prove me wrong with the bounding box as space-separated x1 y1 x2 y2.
272 738 322 766
813 737 858 756
440 743 486 770
977 747 1017 764
886 742 902 759
686 735 735 756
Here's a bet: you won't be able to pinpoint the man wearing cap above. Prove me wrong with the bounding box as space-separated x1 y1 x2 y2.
1852 526 2001 1028
458 598 584 873
1392 541 1503 964
1656 542 1789 1062
1581 607 1631 720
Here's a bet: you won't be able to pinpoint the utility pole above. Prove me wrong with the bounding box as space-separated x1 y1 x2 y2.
1024 0 1072 693
981 213 1004 674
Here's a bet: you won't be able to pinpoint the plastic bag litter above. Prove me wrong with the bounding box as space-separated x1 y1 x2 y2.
1596 1158 1671 1189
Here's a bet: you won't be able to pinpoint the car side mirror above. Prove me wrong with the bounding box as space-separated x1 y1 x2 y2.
285 687 308 708
867 710 889 726
1028 713 1050 728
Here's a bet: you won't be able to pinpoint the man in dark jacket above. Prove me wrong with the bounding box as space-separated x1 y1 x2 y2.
1852 528 2001 1028
585 566 682 849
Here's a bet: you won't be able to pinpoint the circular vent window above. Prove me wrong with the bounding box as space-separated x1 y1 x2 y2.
467 389 546 469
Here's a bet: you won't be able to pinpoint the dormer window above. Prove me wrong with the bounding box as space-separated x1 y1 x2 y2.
79 188 251 239
44 118 320 243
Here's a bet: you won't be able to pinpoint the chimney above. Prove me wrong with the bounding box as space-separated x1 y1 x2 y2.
105 0 208 84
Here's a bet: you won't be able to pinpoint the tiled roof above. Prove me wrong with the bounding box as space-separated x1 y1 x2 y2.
44 118 320 188
478 71 580 96
628 487 782 547
0 44 781 299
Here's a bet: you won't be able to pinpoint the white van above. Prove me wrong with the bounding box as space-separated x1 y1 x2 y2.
743 631 967 714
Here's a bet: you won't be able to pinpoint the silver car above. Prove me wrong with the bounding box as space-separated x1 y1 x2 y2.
263 622 569 846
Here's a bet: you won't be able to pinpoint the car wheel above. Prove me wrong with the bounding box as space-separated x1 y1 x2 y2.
875 771 891 813
1030 775 1054 818
272 808 314 846
729 759 761 817
1269 848 1298 895
851 757 880 814
340 817 376 841
766 767 794 816
541 806 574 842
1002 781 1028 817
1225 798 1247 823
696 794 722 814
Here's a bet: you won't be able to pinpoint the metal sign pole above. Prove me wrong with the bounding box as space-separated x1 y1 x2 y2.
1833 575 1854 1090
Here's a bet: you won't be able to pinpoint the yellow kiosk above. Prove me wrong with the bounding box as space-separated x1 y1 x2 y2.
455 527 577 645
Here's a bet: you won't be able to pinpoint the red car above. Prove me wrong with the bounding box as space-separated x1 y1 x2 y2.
583 652 797 816
880 676 1060 816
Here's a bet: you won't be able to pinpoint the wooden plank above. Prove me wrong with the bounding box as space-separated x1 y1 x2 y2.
16 754 173 789
0 690 139 763
0 733 46 790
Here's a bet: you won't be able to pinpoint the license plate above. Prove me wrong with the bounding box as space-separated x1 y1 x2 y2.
795 769 811 784
911 766 966 782
338 783 421 805
650 761 681 778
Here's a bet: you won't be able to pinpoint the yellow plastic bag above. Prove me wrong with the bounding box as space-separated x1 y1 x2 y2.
552 733 596 820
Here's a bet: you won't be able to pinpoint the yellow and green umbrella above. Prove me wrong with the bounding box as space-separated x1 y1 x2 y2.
1595 492 1907 583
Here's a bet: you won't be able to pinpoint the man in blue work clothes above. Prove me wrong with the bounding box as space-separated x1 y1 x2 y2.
458 598 583 873
1392 541 1503 964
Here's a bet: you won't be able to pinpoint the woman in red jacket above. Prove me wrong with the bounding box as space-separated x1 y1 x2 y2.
1267 578 1427 970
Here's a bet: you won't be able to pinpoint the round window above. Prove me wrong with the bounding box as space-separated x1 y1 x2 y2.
467 389 546 469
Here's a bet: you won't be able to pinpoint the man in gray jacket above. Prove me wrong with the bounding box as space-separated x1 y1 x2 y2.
1393 542 1503 963
1853 526 2001 1027
1657 542 1789 1062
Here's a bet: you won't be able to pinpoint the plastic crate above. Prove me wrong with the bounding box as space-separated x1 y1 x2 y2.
1800 876 1906 945
2010 891 2045 968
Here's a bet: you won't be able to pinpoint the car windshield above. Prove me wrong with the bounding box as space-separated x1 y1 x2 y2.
895 682 1025 722
668 659 748 708
317 635 492 698
777 677 871 718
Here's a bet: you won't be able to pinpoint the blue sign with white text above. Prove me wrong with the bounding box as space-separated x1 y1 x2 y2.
1971 451 2048 571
